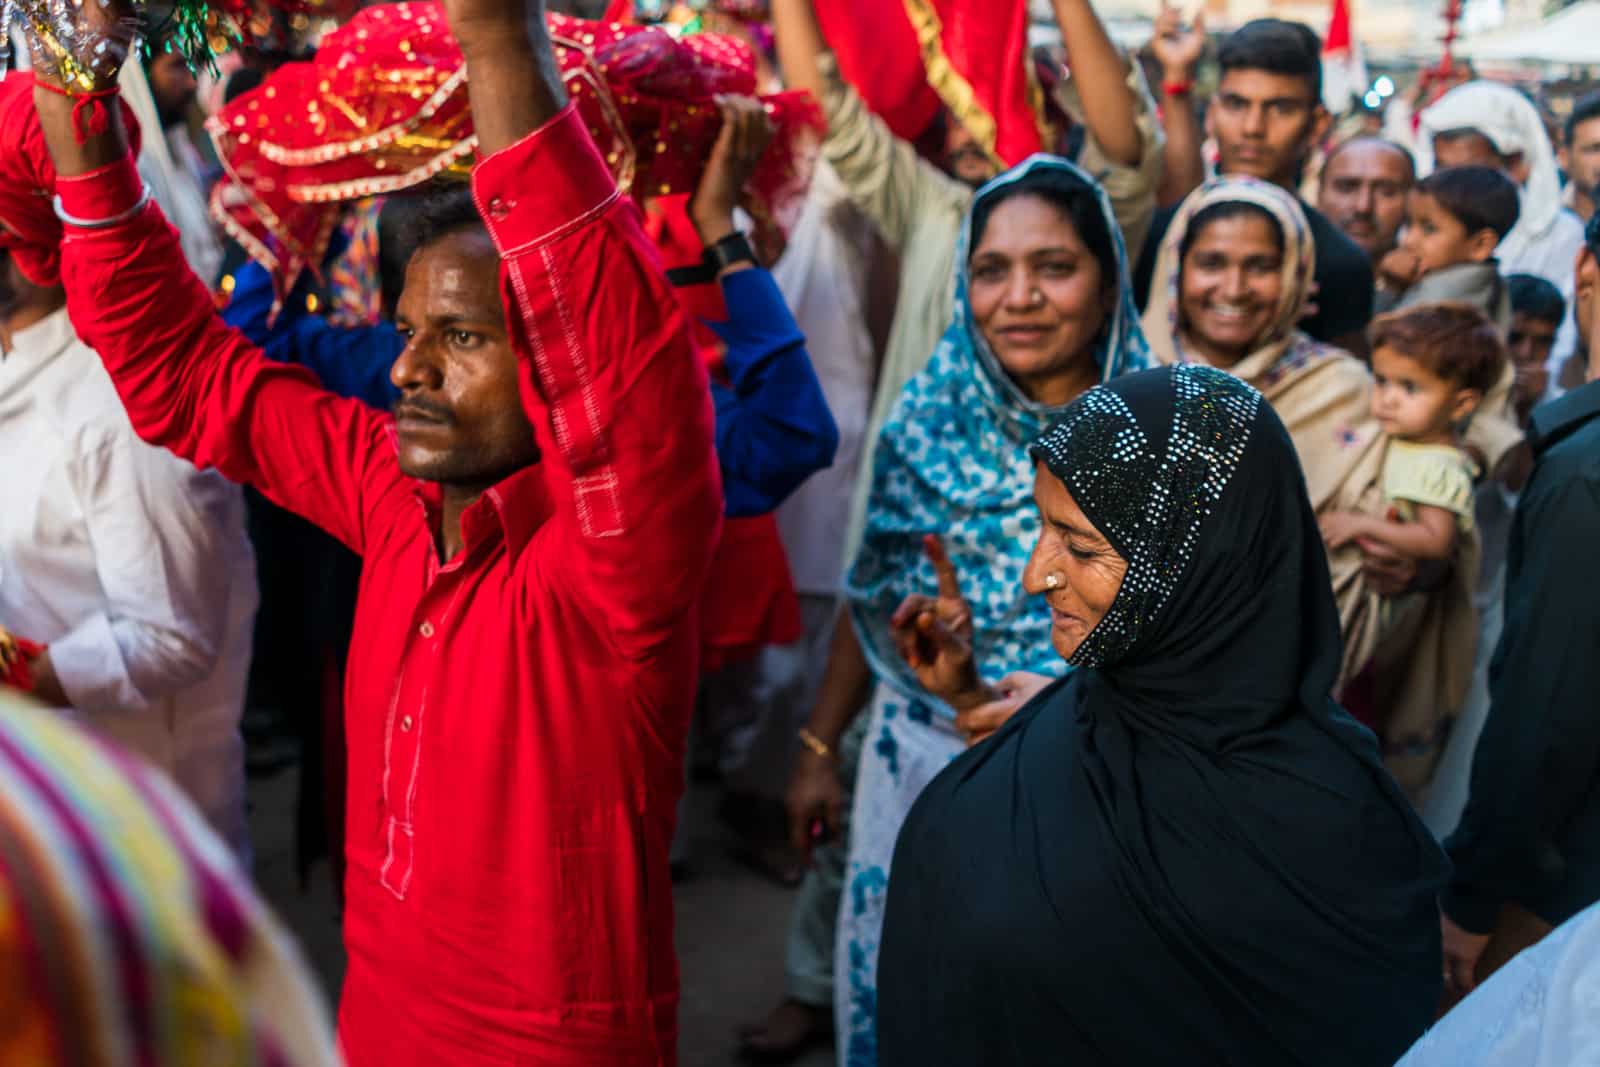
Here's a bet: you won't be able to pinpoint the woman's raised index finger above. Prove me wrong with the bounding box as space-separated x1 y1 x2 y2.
922 534 963 600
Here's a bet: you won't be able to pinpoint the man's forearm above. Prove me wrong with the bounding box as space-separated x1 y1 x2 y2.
1050 0 1141 166
23 649 68 708
455 4 567 159
34 84 132 179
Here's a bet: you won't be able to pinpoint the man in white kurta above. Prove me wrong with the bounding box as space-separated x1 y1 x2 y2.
0 296 256 856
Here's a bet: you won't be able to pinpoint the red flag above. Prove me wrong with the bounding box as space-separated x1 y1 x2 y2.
814 0 1045 164
1321 0 1367 113
1324 0 1351 52
813 0 942 143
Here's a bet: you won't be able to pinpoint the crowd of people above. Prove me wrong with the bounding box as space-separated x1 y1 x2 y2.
0 0 1596 1063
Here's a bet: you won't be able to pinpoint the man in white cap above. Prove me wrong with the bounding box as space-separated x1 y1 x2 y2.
1419 82 1587 396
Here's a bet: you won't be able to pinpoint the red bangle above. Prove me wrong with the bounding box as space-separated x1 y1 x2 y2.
1163 81 1195 98
0 627 43 693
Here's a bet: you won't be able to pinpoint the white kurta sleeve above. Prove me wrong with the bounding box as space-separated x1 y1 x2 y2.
50 424 242 713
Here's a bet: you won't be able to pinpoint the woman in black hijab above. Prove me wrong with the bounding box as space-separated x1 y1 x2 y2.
877 364 1449 1066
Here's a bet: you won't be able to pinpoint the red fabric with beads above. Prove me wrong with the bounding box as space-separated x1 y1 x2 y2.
208 2 821 299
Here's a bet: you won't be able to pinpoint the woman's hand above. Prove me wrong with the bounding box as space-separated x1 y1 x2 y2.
955 671 1054 747
786 747 844 863
1318 510 1368 550
890 535 988 708
1358 537 1421 597
24 0 134 91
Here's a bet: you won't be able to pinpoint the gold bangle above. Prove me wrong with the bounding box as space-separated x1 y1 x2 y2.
797 727 834 760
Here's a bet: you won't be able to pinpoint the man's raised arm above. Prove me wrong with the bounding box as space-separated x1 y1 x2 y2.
447 0 724 653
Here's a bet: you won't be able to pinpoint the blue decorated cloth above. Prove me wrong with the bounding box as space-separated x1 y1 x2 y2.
844 153 1150 711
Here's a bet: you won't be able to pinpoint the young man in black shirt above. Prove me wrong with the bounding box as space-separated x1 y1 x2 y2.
1134 19 1374 352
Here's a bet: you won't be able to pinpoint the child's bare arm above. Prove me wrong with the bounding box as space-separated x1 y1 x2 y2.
1323 506 1458 561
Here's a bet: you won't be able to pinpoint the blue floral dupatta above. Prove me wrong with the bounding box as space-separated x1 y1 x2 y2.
844 154 1151 711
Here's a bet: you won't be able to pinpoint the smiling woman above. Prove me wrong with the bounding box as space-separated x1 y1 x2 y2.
964 171 1120 406
1141 177 1392 692
1175 201 1286 366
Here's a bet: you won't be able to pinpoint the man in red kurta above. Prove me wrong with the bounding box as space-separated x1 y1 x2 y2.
30 0 722 1060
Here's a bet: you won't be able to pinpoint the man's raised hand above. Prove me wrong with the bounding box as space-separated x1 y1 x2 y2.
437 0 565 159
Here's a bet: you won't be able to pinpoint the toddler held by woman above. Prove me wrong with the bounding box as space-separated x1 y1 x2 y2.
1321 304 1506 562
1321 304 1508 793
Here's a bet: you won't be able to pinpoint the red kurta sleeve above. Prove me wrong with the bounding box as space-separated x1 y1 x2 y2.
55 159 398 556
471 105 723 659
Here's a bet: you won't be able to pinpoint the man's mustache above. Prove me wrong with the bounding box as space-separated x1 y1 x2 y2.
392 396 455 425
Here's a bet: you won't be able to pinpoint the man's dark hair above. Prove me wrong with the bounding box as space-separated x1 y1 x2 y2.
1507 273 1567 326
1217 19 1323 104
1432 127 1509 165
1416 165 1521 241
1323 135 1417 182
1565 91 1600 146
385 181 489 311
394 181 487 258
222 67 267 105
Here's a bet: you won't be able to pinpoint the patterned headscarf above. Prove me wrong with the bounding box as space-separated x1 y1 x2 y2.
0 693 337 1067
846 154 1149 710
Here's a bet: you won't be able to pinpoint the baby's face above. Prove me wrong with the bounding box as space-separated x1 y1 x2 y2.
1398 192 1482 277
1369 344 1477 443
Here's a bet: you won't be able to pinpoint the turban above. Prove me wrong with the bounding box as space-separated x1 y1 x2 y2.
1418 82 1564 252
209 3 822 298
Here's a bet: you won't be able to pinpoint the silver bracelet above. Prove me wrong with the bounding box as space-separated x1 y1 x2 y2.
52 182 153 230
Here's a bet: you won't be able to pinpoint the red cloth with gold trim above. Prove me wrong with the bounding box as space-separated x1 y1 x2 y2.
813 0 1047 165
0 72 141 286
208 2 822 299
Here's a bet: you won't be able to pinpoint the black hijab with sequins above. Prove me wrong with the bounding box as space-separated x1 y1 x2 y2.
877 365 1449 1067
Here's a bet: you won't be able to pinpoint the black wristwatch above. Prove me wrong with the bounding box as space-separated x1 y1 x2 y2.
666 231 758 287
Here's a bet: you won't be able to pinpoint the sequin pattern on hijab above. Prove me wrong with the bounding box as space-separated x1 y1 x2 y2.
1029 364 1261 668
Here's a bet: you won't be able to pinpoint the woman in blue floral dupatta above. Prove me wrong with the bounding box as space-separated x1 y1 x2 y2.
787 154 1150 1066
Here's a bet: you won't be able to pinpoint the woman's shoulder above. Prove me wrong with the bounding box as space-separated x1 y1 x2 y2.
1260 337 1371 402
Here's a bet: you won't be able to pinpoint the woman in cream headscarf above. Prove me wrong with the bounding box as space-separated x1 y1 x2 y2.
1141 177 1479 795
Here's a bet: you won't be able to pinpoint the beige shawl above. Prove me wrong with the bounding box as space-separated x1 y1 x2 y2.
1143 178 1475 794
